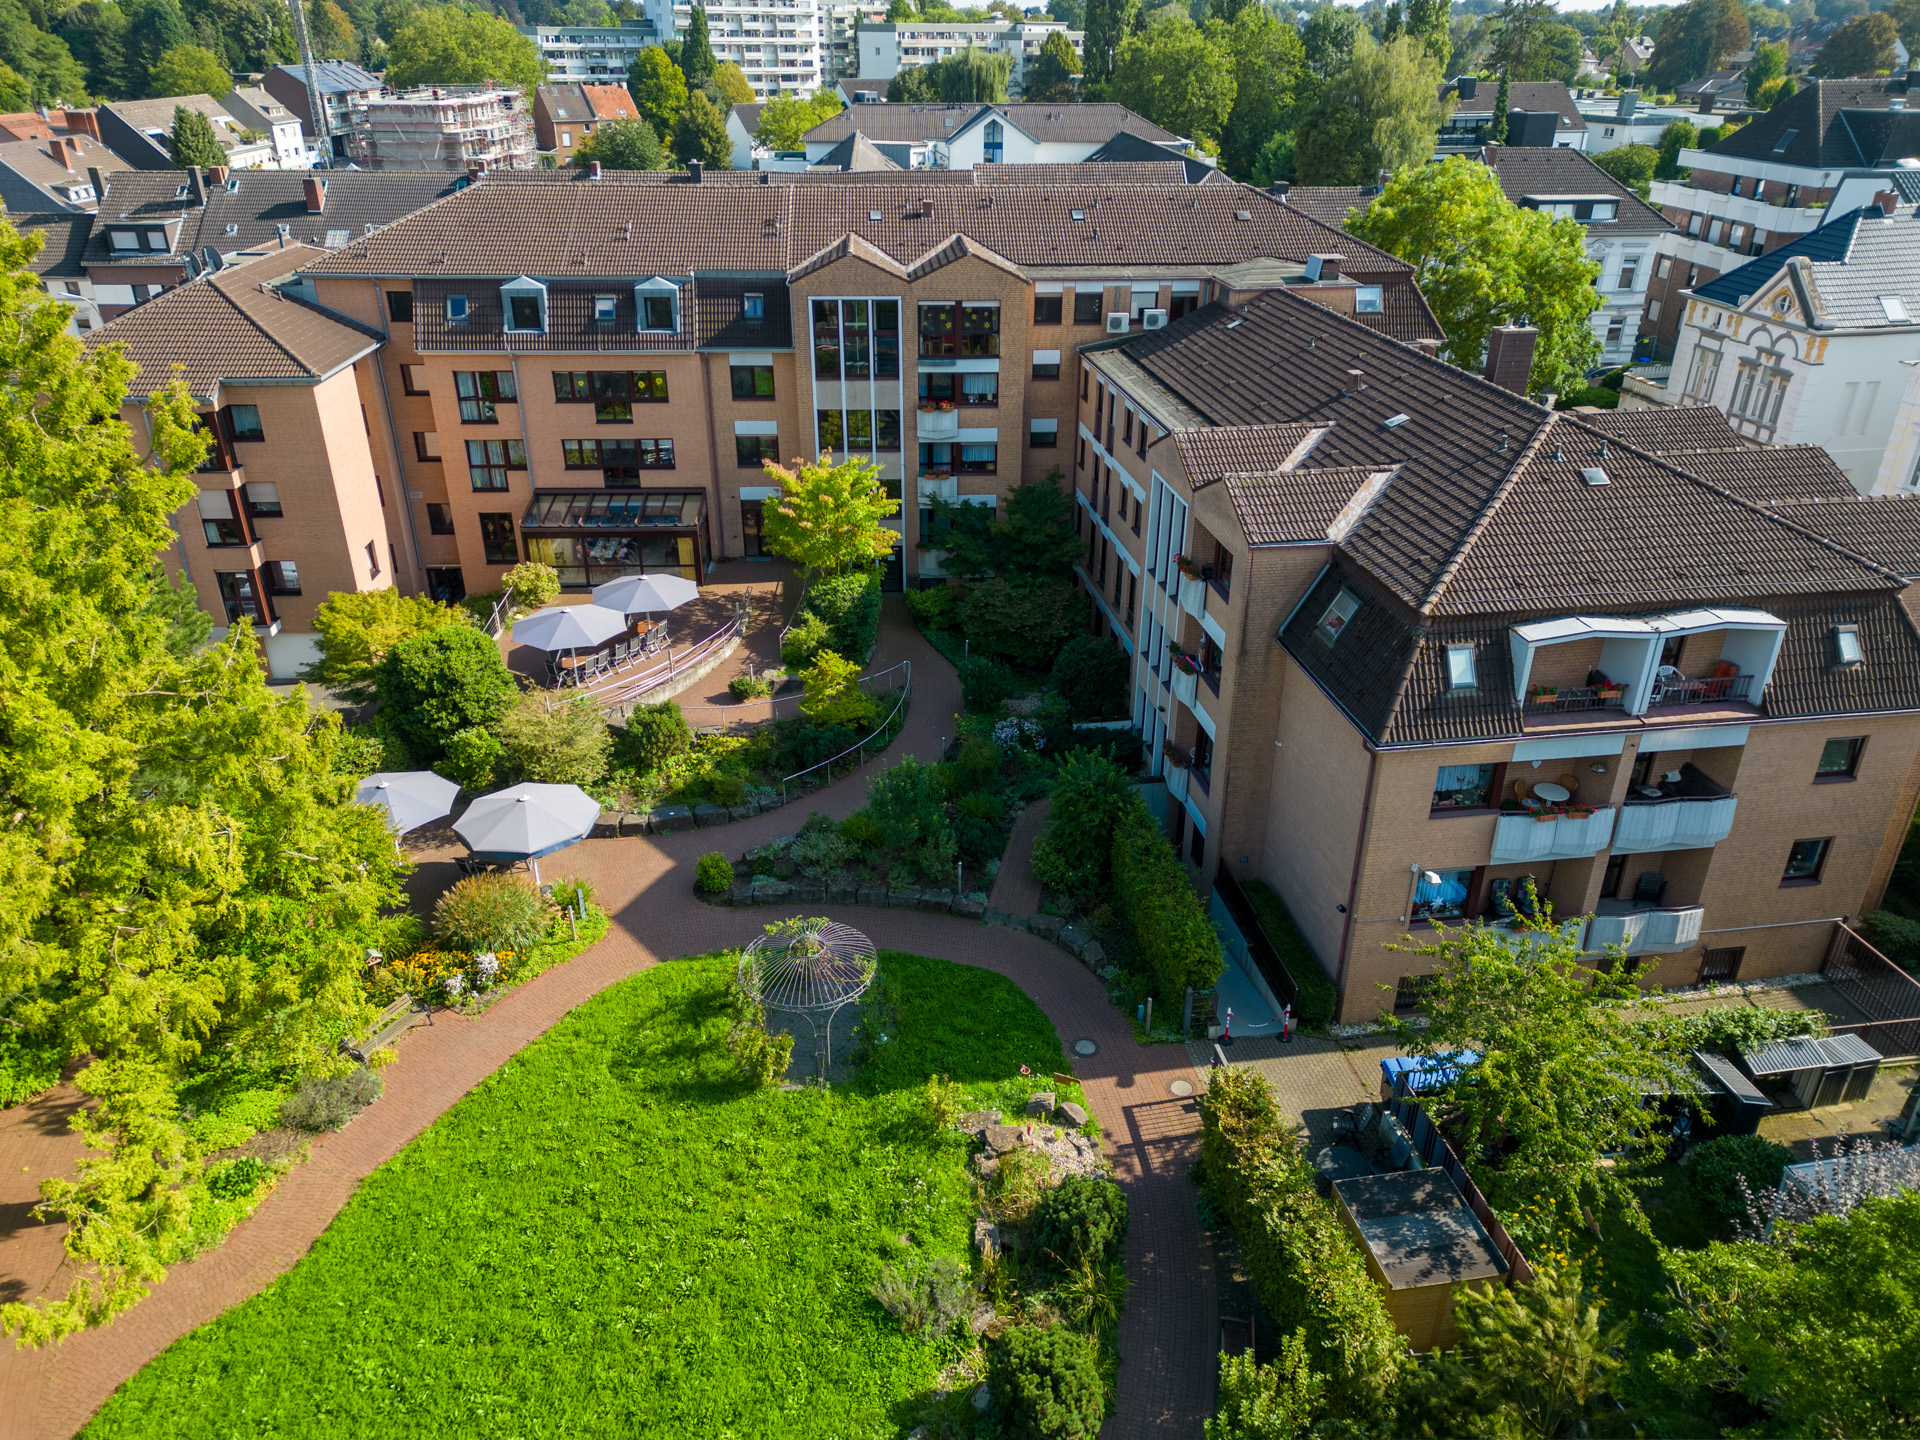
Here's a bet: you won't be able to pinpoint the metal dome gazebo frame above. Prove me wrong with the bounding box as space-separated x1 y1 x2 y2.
736 918 878 1083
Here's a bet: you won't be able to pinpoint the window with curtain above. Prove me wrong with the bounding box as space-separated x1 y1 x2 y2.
958 442 996 473
1411 867 1474 920
1432 763 1495 810
961 372 998 405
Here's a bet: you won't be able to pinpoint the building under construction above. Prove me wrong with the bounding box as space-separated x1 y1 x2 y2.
348 86 536 172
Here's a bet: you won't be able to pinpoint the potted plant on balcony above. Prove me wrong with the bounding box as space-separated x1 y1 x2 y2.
918 399 956 413
1596 680 1624 702
1169 645 1201 675
1173 553 1203 580
1527 684 1559 702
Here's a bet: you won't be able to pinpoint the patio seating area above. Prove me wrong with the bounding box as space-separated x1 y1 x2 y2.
544 620 672 687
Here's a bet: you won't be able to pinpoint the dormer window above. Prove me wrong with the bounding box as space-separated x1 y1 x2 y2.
108 228 138 251
446 293 470 324
145 228 169 251
501 276 548 333
1834 625 1863 666
594 294 618 325
1355 285 1384 314
1315 587 1360 644
634 276 679 333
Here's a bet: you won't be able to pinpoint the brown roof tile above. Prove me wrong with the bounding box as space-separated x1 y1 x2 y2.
1224 465 1389 545
1666 444 1859 500
1576 404 1740 451
1172 423 1323 488
803 102 1179 146
86 245 381 399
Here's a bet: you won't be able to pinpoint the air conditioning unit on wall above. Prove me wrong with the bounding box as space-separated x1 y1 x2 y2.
1105 311 1131 334
1142 308 1169 330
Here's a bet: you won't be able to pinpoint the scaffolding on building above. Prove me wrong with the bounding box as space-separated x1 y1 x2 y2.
348 85 537 172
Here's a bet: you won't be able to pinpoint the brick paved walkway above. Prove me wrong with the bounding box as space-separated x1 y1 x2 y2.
988 797 1052 916
0 595 1218 1440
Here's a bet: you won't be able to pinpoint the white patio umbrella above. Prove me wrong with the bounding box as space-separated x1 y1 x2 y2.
510 604 630 652
355 770 461 834
452 782 600 882
591 573 699 615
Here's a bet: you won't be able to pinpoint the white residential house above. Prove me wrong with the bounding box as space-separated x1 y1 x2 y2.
221 86 311 169
1655 201 1920 492
645 0 825 97
799 102 1186 170
1486 144 1675 366
517 22 662 80
856 20 1083 96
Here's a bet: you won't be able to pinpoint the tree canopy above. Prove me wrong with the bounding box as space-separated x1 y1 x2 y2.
709 59 754 105
1292 33 1450 186
0 216 408 1343
760 451 900 576
671 88 730 169
384 6 545 91
1648 0 1750 89
1811 11 1898 75
679 2 715 80
167 102 225 166
755 89 842 151
147 42 230 99
306 587 469 703
1349 157 1600 395
1109 13 1236 151
1026 28 1080 99
572 115 668 170
627 45 689 135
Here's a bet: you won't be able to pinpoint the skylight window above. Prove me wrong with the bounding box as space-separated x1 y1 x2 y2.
1356 285 1384 314
1882 295 1911 322
594 294 617 324
1315 587 1360 643
1835 624 1863 665
1070 208 1085 220
868 209 883 221
446 293 469 324
1582 467 1611 486
1446 644 1477 689
1772 128 1798 154
1383 413 1410 430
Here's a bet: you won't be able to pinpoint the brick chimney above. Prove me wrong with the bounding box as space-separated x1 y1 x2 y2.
304 175 326 212
63 107 99 139
689 158 703 183
87 164 107 201
46 137 69 171
1484 323 1538 395
189 165 206 204
589 159 602 179
210 165 229 184
1874 188 1902 216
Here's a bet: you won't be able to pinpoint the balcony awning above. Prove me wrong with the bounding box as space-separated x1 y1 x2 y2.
522 490 705 530
1511 607 1787 645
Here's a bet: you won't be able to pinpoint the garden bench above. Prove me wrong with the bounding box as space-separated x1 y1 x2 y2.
340 994 421 1064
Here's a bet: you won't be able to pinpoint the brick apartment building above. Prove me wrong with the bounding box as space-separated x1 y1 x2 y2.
1071 288 1920 1020
268 166 1435 611
87 246 407 682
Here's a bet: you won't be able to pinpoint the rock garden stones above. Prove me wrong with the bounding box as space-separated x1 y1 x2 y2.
1028 914 1065 939
649 803 695 833
1026 1092 1055 1118
1058 1101 1088 1127
693 803 728 827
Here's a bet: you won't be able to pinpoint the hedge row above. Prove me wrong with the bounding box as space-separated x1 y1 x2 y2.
1198 1068 1405 1419
1241 880 1340 1032
1112 795 1223 1001
801 570 883 666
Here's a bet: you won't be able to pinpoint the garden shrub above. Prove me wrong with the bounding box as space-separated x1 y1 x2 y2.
958 577 1088 669
1198 1068 1404 1419
840 812 885 852
861 758 957 883
695 852 735 894
1030 1173 1129 1268
777 722 860 772
959 653 1020 713
306 587 467 703
988 1323 1104 1440
1112 795 1223 1000
375 624 518 765
920 1072 965 1129
905 583 956 629
434 871 552 954
710 773 748 806
1688 1133 1793 1234
1210 1331 1324 1440
728 673 774 701
870 1254 975 1337
1650 1003 1827 1056
803 568 883 664
780 612 832 669
496 691 611 787
549 876 596 913
799 649 878 728
1241 881 1339 1032
614 700 692 774
1032 750 1135 901
793 826 855 879
1049 634 1130 721
0 1026 65 1108
438 725 503 790
1863 909 1920 969
207 1156 270 1201
280 1068 383 1133
724 977 793 1087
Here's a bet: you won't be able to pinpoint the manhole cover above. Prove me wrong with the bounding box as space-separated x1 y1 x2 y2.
1073 1038 1098 1057
1169 1079 1194 1097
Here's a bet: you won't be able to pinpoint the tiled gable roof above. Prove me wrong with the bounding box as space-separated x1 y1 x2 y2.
85 169 462 270
1577 404 1740 452
1665 444 1858 500
1445 79 1587 131
1172 423 1323 488
584 84 638 121
1694 204 1920 329
16 211 92 278
1703 77 1917 168
85 245 381 398
1484 145 1673 234
1224 465 1389 544
1758 495 1920 575
295 172 1425 287
812 132 904 171
803 102 1178 146
1276 185 1374 228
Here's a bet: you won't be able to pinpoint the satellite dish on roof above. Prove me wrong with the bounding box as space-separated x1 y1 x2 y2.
202 245 224 272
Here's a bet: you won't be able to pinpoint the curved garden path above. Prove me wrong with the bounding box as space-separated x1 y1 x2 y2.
0 597 1216 1440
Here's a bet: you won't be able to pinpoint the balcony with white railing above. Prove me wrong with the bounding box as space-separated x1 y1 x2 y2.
1490 806 1618 864
916 405 958 440
1512 608 1785 726
1585 900 1705 957
1611 764 1738 854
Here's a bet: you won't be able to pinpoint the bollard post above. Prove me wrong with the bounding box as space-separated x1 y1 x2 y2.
1144 996 1153 1036
1182 987 1194 1038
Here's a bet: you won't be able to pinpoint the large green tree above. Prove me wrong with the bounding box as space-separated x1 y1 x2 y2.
1811 11 1898 75
147 41 229 97
0 217 407 1343
1292 33 1449 185
936 45 1011 101
1218 8 1308 180
573 114 668 169
1108 12 1235 148
1080 0 1140 85
1349 157 1601 395
384 5 545 91
761 452 899 576
627 45 688 135
1379 909 1696 1221
305 587 468 703
678 2 715 80
671 88 730 168
1647 0 1749 89
1026 28 1081 100
1745 37 1787 101
1300 4 1360 76
167 102 225 165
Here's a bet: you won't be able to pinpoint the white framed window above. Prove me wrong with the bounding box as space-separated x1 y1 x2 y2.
1445 644 1477 689
445 293 469 324
1316 587 1360 643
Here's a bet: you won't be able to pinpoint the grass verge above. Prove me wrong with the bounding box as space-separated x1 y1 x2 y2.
86 951 1092 1439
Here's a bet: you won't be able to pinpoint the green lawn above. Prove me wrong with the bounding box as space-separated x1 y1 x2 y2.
87 952 1086 1439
